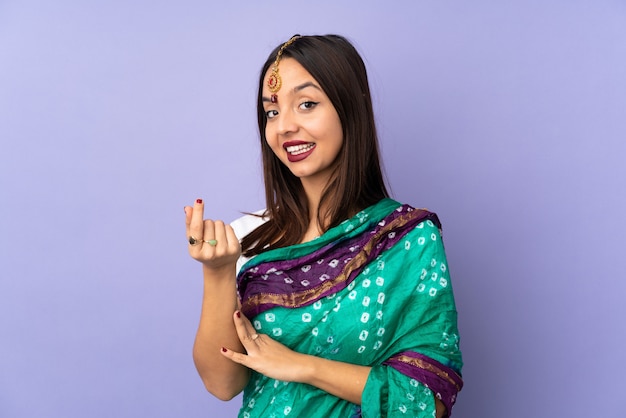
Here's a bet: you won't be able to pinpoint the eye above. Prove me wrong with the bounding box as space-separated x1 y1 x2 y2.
299 101 319 110
265 109 279 119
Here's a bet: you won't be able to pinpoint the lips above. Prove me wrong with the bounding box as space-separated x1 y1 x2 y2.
283 140 316 163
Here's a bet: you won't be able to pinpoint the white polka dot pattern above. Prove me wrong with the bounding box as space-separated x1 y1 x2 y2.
237 211 460 417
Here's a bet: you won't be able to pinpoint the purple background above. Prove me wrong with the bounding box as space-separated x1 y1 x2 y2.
1 1 625 417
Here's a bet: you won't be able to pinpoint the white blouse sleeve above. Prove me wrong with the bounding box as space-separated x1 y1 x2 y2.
229 210 268 275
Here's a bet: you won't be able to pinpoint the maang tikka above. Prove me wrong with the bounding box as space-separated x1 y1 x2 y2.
267 34 301 104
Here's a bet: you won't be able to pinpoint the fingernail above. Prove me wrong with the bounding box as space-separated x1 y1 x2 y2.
196 198 203 204
236 311 241 318
221 347 227 353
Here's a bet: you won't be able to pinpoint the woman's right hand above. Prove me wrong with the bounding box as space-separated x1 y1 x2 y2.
186 199 248 399
184 199 241 272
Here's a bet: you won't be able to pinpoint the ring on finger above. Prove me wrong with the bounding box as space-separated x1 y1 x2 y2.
188 236 201 246
251 334 259 341
203 239 218 246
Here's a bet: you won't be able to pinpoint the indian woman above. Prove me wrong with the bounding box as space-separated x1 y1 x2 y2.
184 34 463 417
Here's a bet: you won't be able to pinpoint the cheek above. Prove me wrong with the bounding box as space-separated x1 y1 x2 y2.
330 118 344 151
264 132 281 156
264 126 275 147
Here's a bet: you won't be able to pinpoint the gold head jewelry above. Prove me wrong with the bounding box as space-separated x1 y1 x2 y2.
267 34 301 103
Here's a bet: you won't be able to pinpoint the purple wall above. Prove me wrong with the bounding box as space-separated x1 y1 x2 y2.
1 1 625 417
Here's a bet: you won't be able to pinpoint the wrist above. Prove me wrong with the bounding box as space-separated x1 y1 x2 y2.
202 263 236 280
292 353 317 385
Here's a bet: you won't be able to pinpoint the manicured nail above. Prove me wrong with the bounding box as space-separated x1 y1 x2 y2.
196 199 203 204
236 311 241 318
221 347 227 353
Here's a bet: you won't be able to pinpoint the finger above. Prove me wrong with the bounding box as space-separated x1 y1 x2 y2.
233 311 259 344
213 220 227 252
184 206 192 227
220 346 249 366
184 206 191 238
188 199 204 244
225 224 242 255
234 310 255 333
202 219 216 248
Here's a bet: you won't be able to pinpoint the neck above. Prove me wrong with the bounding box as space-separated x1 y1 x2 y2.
300 176 331 242
301 177 326 216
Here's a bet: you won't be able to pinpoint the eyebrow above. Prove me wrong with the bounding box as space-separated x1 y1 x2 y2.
293 81 321 93
262 81 322 102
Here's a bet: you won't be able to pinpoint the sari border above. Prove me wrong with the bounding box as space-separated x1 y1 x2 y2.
384 351 463 418
240 207 439 317
384 351 463 391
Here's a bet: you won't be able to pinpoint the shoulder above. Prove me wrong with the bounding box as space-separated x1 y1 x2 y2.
230 210 268 275
230 209 268 240
396 205 449 256
394 202 442 230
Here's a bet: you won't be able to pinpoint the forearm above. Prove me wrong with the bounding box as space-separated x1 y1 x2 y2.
296 355 370 405
221 314 446 415
193 264 249 399
299 355 445 416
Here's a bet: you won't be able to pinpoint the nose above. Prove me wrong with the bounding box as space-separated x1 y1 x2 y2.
276 108 298 136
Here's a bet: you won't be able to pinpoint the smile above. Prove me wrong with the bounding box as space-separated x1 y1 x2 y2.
286 143 315 155
284 142 316 163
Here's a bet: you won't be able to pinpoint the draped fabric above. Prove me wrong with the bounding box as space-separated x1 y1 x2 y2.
236 199 463 417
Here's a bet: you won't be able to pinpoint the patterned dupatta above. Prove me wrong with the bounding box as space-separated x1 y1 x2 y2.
237 199 463 417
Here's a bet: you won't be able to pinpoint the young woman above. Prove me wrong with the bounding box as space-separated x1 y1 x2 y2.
184 34 463 418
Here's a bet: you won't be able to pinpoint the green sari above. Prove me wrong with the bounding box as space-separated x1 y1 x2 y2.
237 199 463 417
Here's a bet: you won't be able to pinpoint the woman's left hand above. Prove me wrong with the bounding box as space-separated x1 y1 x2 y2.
220 311 309 383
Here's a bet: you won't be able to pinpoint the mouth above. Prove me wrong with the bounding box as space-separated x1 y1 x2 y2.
284 141 316 162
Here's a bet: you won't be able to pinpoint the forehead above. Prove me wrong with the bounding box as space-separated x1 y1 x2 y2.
263 58 317 93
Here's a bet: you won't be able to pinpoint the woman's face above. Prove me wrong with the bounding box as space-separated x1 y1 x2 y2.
262 58 343 188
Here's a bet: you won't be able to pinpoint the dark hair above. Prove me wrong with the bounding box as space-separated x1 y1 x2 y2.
241 34 388 256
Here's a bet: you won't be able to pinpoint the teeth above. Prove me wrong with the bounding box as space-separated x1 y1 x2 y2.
286 143 315 155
